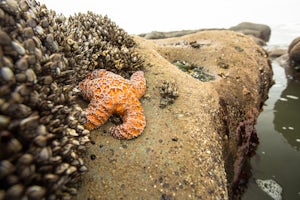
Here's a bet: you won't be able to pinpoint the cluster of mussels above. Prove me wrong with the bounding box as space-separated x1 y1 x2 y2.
0 0 143 199
63 11 143 80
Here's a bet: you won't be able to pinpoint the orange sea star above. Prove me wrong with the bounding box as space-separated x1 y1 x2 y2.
79 69 146 140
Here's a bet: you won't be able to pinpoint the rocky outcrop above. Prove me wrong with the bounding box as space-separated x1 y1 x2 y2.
0 1 273 199
232 108 259 196
229 22 271 44
138 28 225 39
288 36 300 67
139 22 271 47
141 31 167 39
77 31 273 199
268 48 287 58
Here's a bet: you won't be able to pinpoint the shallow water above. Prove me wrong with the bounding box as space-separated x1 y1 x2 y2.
242 61 300 200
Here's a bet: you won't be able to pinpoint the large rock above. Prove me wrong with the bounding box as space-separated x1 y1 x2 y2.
229 22 271 43
143 31 166 39
268 48 287 58
288 36 300 67
139 29 225 39
139 30 200 40
77 30 273 199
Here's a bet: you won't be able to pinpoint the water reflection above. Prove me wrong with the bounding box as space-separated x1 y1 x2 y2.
242 61 300 200
274 76 300 150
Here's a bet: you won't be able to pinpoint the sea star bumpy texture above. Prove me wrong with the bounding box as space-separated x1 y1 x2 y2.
79 69 146 139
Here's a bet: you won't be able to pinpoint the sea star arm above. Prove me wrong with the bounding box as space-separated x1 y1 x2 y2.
109 100 146 140
85 98 113 130
130 71 146 99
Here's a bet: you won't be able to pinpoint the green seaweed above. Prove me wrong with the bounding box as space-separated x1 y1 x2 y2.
173 60 215 82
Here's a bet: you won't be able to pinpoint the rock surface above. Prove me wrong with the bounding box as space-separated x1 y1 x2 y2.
229 22 271 43
268 48 287 58
288 36 300 67
77 30 273 199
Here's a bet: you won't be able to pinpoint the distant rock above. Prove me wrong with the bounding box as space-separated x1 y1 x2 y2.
274 54 289 67
229 22 271 43
268 48 287 58
139 30 200 40
249 35 267 46
143 31 166 39
288 36 300 53
138 29 225 39
288 36 300 67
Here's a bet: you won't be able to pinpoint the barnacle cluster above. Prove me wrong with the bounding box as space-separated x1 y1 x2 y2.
0 0 144 199
159 80 179 108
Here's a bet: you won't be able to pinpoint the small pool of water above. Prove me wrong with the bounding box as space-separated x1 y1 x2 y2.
242 61 300 200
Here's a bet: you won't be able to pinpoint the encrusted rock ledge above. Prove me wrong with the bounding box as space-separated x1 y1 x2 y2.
78 30 273 199
0 1 272 199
